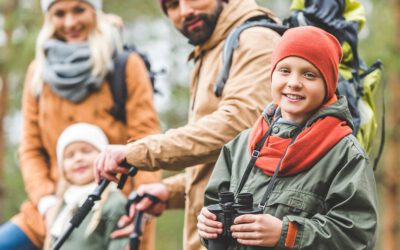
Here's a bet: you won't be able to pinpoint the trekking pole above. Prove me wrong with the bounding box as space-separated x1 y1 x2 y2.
52 160 137 250
126 192 160 250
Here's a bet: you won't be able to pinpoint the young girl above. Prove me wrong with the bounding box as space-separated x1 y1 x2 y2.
197 26 378 249
0 0 160 249
44 123 128 249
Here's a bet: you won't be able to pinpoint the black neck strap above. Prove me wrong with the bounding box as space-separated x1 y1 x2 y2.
235 121 303 209
257 130 301 210
235 119 276 197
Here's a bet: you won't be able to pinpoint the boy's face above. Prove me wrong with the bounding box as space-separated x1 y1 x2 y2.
165 0 223 45
63 141 99 185
49 0 96 44
271 56 326 123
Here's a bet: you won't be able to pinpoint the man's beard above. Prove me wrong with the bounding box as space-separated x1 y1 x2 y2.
179 1 223 45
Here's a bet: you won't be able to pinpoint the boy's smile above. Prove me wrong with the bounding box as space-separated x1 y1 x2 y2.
272 56 326 123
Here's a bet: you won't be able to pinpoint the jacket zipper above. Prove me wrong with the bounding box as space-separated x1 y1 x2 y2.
191 52 204 111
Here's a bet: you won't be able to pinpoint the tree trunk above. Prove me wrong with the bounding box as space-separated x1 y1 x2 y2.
0 0 17 222
0 76 5 221
382 74 400 250
381 0 400 249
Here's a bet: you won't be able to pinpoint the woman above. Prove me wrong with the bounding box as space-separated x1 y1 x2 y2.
0 1 161 249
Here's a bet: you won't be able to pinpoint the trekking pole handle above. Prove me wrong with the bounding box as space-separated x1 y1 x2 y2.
117 159 138 189
130 211 144 250
126 192 160 250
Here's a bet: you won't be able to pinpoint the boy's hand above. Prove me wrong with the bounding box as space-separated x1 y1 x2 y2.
197 207 223 239
231 214 282 247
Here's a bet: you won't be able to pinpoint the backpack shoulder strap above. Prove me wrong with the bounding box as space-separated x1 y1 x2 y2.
214 17 287 97
107 49 130 123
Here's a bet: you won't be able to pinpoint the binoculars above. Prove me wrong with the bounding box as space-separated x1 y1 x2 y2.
206 191 262 250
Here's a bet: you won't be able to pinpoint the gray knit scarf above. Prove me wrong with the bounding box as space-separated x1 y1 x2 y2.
43 39 104 103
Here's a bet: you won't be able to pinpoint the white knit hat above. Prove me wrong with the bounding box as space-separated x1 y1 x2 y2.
56 123 108 168
41 0 102 12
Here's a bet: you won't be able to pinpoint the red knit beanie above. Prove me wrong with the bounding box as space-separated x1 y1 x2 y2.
271 26 343 102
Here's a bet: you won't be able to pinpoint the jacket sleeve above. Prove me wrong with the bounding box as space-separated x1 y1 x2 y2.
204 142 236 207
125 53 161 141
276 151 378 249
200 141 236 248
19 62 56 205
126 28 280 171
124 54 162 188
162 173 186 209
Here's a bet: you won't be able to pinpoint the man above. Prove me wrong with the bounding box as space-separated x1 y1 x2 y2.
94 0 280 249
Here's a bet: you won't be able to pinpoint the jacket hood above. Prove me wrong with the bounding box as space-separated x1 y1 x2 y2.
263 96 354 130
190 0 278 60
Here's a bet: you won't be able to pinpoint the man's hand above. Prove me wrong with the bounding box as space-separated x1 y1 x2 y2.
93 144 129 183
110 183 169 239
134 183 169 216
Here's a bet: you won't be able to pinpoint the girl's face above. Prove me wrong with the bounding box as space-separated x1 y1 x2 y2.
63 141 99 185
49 0 96 43
271 56 326 123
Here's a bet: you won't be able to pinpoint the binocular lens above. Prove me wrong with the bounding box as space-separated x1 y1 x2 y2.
218 191 234 203
237 193 253 208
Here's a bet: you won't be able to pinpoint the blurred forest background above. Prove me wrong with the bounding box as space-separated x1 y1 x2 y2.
0 0 399 249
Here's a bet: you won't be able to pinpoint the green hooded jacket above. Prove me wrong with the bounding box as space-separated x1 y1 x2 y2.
204 97 378 250
50 189 128 250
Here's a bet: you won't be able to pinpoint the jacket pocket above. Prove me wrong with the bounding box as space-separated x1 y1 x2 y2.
263 190 325 219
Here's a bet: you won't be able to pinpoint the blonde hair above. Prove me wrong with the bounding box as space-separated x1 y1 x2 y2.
31 9 123 96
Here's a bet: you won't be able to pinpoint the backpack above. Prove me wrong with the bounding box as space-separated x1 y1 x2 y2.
214 0 384 169
106 45 158 124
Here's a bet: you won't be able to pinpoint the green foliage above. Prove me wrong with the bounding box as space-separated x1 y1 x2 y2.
156 210 184 250
0 0 398 249
2 145 25 220
103 0 162 20
0 0 42 112
159 84 190 129
359 0 397 72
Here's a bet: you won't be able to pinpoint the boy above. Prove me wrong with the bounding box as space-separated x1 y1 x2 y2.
197 26 378 249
